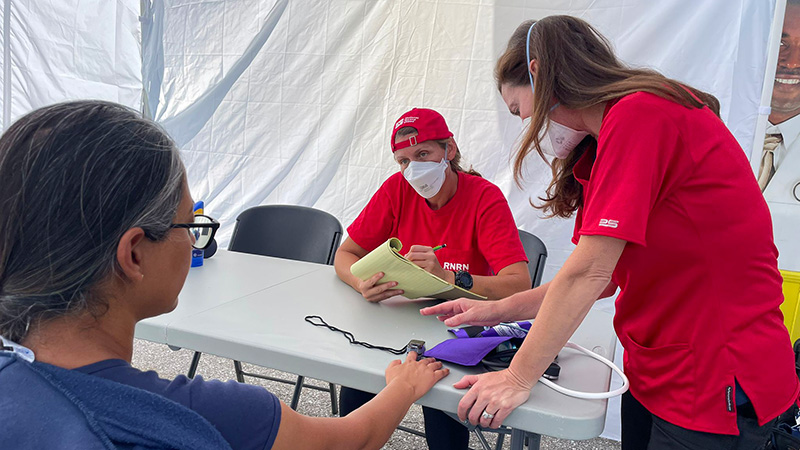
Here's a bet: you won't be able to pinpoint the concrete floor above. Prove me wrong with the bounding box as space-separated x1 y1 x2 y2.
132 339 621 450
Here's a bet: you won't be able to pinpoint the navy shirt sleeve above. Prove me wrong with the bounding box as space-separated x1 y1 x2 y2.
75 360 281 450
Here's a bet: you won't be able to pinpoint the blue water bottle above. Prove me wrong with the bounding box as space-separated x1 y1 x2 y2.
191 201 204 267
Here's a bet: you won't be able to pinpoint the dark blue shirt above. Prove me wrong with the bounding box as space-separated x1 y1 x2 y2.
75 359 281 450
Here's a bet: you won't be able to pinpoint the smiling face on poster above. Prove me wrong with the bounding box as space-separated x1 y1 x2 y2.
771 6 800 124
761 0 800 272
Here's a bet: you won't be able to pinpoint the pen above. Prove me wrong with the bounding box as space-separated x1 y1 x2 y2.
432 244 446 252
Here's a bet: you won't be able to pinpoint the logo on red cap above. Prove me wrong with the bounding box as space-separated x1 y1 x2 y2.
395 116 419 129
391 108 453 152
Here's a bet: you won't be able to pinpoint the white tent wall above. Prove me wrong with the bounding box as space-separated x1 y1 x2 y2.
144 0 776 270
141 0 776 440
0 0 142 128
1 0 5 123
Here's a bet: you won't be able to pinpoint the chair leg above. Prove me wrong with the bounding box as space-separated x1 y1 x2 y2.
229 364 338 415
494 432 505 450
328 383 338 416
188 352 202 378
509 429 540 450
290 375 305 410
471 429 493 450
233 360 246 383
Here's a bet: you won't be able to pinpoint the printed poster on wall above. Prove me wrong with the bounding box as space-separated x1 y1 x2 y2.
760 0 800 273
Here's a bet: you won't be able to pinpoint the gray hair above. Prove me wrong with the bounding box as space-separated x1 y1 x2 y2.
0 100 185 343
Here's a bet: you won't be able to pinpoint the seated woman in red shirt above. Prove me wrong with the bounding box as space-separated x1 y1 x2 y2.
335 108 530 302
334 108 531 450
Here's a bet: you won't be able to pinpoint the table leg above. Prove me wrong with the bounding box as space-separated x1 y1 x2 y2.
290 375 305 410
232 360 245 383
187 351 202 378
510 428 540 450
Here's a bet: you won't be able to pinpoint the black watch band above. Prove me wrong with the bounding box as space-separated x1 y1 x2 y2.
453 270 473 290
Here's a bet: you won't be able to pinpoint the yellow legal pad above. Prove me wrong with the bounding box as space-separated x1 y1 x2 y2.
350 237 486 300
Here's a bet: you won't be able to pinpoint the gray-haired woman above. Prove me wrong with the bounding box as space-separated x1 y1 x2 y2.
0 100 448 450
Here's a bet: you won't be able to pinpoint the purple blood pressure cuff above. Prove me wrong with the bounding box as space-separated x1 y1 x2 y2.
423 322 531 366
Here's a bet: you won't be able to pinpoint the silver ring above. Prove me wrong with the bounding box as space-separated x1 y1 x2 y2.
481 411 495 420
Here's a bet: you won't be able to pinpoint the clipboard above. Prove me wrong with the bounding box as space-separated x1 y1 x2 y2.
350 237 486 300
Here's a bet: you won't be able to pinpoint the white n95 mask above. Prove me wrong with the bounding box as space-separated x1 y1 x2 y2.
544 120 589 159
403 157 449 199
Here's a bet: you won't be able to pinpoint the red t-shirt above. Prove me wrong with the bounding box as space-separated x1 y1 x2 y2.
348 171 527 277
571 92 799 434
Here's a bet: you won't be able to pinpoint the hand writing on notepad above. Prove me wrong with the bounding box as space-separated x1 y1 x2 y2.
405 245 454 284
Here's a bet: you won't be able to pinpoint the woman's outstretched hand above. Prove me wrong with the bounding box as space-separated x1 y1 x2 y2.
419 298 503 328
385 352 450 401
453 368 534 429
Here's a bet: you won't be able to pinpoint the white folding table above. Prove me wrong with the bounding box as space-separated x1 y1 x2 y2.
136 250 324 344
137 250 618 449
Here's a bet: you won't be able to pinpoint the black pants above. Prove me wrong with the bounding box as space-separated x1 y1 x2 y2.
339 386 469 450
621 391 779 450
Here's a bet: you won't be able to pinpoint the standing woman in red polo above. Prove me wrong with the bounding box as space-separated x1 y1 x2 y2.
422 16 799 449
335 108 531 450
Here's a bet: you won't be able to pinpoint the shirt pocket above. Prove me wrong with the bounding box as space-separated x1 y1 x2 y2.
623 334 695 419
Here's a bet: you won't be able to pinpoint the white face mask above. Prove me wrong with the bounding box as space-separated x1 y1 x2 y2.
525 23 588 160
403 156 449 199
544 118 589 159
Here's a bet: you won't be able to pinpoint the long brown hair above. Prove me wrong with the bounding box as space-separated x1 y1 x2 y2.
496 16 720 218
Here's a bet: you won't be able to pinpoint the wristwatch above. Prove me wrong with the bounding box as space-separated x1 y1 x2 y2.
453 270 473 290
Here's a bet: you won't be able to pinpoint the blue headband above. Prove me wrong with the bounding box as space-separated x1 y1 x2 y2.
526 21 536 93
525 21 559 113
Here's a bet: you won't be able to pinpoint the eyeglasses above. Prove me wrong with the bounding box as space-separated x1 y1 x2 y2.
170 214 220 250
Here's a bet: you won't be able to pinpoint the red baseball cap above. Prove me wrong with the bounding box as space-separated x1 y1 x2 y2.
390 108 453 152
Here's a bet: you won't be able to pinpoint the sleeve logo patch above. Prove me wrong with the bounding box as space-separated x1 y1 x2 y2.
598 219 619 228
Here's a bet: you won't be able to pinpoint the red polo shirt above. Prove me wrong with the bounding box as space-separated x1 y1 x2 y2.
348 171 527 277
571 92 799 434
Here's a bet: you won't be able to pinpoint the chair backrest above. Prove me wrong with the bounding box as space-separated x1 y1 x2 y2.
228 205 343 265
518 229 548 288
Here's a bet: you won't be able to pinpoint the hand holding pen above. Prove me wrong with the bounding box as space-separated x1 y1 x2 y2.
406 243 449 280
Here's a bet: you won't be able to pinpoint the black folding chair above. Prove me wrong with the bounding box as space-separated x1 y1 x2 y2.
186 205 343 415
518 229 548 289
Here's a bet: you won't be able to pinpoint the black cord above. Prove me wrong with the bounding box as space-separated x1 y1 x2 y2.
304 315 406 355
480 344 561 379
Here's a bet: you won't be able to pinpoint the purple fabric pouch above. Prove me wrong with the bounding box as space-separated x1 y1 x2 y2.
423 336 513 366
423 322 532 366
